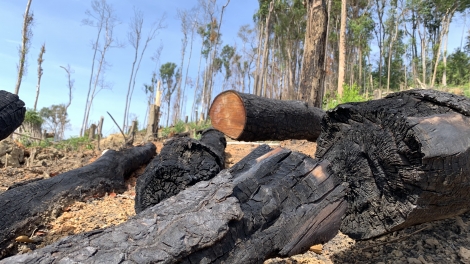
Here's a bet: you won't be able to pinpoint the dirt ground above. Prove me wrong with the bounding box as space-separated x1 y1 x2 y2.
1 134 470 263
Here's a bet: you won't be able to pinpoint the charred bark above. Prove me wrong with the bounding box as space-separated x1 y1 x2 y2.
0 90 26 140
135 128 226 213
316 89 470 240
0 143 156 259
209 90 325 142
1 146 346 264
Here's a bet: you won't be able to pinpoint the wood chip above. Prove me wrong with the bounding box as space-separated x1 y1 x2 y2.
309 244 323 254
15 236 36 243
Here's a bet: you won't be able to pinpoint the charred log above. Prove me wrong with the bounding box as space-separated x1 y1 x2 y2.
134 128 226 213
316 89 470 240
209 90 325 142
0 143 156 259
0 90 26 140
1 146 346 264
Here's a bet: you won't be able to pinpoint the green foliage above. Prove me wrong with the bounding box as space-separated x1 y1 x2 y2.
55 136 94 151
160 120 212 139
21 136 93 151
324 83 368 109
436 48 470 86
173 120 186 133
159 62 177 91
39 104 69 140
220 45 235 80
24 109 43 126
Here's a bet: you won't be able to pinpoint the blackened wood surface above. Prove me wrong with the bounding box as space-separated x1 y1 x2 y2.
0 143 156 259
316 89 470 240
209 90 325 142
134 128 226 213
1 147 346 264
0 90 25 140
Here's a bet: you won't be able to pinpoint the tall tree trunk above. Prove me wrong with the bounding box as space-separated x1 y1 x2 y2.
432 13 452 87
81 33 101 137
33 43 45 111
205 0 230 118
374 0 385 90
358 47 362 89
417 19 427 87
386 12 402 93
193 38 204 121
254 23 263 95
299 0 328 108
14 0 33 96
337 0 346 96
259 1 273 97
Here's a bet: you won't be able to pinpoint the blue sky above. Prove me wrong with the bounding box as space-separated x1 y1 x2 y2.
0 1 468 139
0 0 259 138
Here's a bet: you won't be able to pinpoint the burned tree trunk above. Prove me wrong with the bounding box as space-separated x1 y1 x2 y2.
135 128 226 213
1 146 346 264
316 89 470 240
0 90 26 140
0 143 156 259
209 90 325 142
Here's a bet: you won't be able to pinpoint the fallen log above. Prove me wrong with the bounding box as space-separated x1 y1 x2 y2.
135 128 226 213
316 89 470 240
0 90 26 140
1 146 347 263
0 143 156 259
209 90 325 142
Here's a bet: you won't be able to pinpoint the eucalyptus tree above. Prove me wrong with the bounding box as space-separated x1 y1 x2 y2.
15 0 34 95
429 0 470 87
123 8 165 131
33 43 45 111
81 0 121 137
237 24 258 93
159 62 178 127
299 0 328 107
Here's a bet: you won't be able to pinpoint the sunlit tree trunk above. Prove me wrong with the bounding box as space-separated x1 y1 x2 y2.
259 1 273 97
337 0 346 96
299 0 328 108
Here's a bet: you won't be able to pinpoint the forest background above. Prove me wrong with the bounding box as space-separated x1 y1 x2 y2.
1 0 469 140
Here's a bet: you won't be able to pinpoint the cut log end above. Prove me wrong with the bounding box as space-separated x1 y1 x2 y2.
209 90 325 142
209 91 246 139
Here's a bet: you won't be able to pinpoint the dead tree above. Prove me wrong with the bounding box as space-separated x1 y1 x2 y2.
316 89 470 239
135 128 226 213
0 143 156 259
0 90 26 140
209 90 325 141
1 146 346 263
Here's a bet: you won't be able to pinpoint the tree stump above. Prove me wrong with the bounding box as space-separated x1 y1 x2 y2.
209 90 325 142
135 128 226 213
316 89 470 239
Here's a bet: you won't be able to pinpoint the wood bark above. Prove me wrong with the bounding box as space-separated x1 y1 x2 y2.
337 0 346 96
135 128 226 213
316 89 470 240
259 1 273 97
209 90 325 141
1 146 346 264
0 143 156 259
299 0 328 108
0 90 26 141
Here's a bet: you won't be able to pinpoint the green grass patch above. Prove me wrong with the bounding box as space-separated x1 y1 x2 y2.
324 83 368 110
